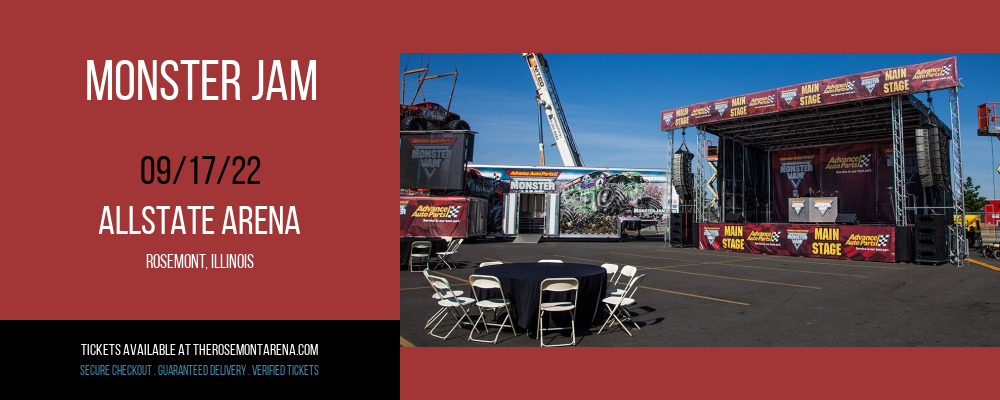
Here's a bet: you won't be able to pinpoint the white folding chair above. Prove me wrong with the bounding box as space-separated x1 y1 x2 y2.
538 259 564 263
409 241 433 272
435 238 463 270
538 278 578 347
422 269 464 329
608 265 637 296
601 263 619 285
478 261 503 268
426 275 478 340
599 274 646 336
468 275 517 343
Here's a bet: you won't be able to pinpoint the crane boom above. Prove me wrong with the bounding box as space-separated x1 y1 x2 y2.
523 53 583 167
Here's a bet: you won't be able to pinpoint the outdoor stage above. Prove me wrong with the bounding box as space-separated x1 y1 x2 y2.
660 57 965 264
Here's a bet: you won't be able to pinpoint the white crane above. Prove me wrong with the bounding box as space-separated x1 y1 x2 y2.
523 53 583 167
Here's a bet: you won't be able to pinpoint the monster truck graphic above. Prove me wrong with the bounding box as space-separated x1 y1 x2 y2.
400 102 471 131
559 171 661 234
465 169 506 233
434 168 505 233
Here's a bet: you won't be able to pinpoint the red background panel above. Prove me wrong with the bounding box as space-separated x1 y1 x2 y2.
1 2 387 320
0 0 996 396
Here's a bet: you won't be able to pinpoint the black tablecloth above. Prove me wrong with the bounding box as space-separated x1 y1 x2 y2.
399 238 447 268
475 263 607 332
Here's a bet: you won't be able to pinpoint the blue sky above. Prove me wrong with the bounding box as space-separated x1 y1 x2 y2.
401 53 1000 201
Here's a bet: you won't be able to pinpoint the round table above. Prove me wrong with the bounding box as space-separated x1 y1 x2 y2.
475 263 607 333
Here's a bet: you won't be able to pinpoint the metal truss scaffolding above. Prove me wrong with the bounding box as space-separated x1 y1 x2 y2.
666 87 966 266
890 96 907 227
949 88 967 264
695 127 707 223
665 129 674 245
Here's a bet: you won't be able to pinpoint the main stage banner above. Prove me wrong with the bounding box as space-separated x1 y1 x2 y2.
661 57 958 130
699 223 897 263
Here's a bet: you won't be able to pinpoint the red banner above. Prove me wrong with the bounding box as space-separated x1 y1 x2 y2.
772 142 889 223
699 223 896 263
400 196 469 238
661 57 958 130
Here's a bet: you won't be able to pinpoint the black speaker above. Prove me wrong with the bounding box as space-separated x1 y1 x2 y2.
914 127 934 187
670 212 695 247
915 125 944 187
913 214 948 264
724 213 745 223
672 149 694 195
915 214 946 235
896 226 913 263
835 213 859 225
927 126 944 185
672 150 693 192
915 241 948 264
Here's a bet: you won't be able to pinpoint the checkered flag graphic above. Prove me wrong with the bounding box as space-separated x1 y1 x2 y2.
846 81 855 91
400 205 407 215
772 232 781 242
942 65 951 76
877 235 889 247
768 95 775 102
859 154 871 168
447 206 462 218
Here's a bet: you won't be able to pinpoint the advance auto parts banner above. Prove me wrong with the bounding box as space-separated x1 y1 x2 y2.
400 196 469 238
700 223 896 262
772 142 889 223
400 133 467 190
661 57 958 130
818 143 884 223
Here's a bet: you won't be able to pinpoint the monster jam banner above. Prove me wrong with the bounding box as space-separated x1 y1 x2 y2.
400 132 468 190
467 164 668 236
400 196 469 238
772 142 891 223
507 169 562 193
661 57 958 130
699 223 896 262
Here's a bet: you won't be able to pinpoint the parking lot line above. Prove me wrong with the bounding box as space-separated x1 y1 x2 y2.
552 254 668 270
656 248 906 270
559 253 821 289
435 271 471 283
610 252 867 278
402 282 469 291
561 252 755 269
969 258 1000 272
654 269 822 289
400 336 416 347
710 260 869 278
608 251 761 266
637 285 750 306
552 255 751 305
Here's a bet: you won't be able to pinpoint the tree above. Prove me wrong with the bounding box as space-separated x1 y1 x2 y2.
964 177 989 212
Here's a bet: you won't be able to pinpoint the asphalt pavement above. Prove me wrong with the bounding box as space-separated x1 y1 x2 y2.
400 238 1000 347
